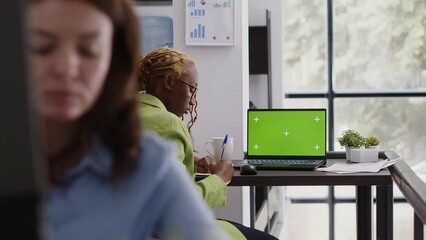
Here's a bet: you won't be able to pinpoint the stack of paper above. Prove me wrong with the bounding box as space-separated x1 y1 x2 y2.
316 158 401 174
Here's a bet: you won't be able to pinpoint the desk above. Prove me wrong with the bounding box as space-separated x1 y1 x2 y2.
200 157 393 240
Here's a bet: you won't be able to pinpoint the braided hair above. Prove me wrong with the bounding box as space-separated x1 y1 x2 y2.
139 47 198 132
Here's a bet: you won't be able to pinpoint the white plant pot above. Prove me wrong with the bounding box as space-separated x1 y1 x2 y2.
345 147 353 160
349 148 379 163
367 145 379 149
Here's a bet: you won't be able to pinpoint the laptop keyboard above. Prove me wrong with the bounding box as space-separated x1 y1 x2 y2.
247 159 323 170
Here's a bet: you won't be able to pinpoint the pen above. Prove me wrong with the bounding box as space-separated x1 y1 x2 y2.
220 134 228 160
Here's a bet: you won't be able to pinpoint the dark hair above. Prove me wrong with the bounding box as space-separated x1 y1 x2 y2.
31 0 142 184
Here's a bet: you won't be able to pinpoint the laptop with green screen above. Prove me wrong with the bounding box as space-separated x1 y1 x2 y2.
246 109 327 170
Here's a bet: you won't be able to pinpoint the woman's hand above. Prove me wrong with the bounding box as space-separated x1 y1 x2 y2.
195 156 234 184
195 155 215 173
210 159 234 184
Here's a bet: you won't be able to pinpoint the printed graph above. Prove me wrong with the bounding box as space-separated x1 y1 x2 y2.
188 0 195 7
189 24 206 39
222 0 231 7
190 9 206 16
186 0 234 45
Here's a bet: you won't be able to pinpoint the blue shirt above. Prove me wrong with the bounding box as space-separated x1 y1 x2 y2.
45 130 226 240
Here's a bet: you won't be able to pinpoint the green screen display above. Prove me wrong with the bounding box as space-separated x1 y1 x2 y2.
247 109 326 157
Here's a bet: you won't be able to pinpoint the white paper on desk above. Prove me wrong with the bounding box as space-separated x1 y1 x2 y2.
317 159 388 174
195 172 211 176
382 157 402 168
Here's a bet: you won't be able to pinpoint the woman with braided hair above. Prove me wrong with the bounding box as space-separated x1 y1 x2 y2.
138 47 199 133
138 47 279 240
138 47 233 205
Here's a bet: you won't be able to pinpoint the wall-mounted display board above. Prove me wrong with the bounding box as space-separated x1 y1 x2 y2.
185 0 235 46
138 16 173 56
134 0 172 5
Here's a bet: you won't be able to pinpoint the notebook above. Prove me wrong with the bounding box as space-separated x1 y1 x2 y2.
245 109 327 170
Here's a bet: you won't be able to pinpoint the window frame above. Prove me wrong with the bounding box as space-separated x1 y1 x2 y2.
283 1 426 239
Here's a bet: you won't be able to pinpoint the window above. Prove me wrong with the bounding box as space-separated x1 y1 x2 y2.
283 1 426 239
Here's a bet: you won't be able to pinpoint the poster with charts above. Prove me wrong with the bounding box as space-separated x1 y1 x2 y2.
186 0 235 46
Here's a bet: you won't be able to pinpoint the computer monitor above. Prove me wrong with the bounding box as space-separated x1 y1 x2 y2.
0 2 45 239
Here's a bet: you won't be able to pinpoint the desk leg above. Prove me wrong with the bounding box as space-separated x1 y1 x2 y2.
250 186 255 228
414 213 424 240
377 185 393 240
357 186 372 240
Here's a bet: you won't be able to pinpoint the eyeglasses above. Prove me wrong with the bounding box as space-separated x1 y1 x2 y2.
178 79 198 102
179 79 197 93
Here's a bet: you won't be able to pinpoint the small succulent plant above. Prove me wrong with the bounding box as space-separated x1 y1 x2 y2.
365 136 380 147
337 130 366 148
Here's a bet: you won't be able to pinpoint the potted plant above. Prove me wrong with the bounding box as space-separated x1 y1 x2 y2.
365 136 380 149
337 130 380 162
337 130 366 160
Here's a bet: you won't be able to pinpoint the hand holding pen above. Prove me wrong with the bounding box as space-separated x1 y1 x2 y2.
210 134 233 184
220 134 228 160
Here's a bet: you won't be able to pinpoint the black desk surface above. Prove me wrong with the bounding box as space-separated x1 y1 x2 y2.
197 159 392 187
196 155 394 240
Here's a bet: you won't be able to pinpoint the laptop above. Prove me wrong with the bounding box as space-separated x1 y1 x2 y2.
245 109 327 170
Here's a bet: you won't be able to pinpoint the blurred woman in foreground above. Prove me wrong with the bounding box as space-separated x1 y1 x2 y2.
26 0 226 239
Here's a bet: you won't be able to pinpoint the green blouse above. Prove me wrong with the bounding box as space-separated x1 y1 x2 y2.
138 93 227 207
138 93 246 240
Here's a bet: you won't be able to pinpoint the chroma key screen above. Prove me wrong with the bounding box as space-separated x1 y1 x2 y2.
247 109 326 157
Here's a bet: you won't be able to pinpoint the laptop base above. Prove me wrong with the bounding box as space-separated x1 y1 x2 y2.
247 159 324 170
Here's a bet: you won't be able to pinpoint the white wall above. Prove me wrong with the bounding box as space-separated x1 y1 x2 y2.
173 0 250 225
136 0 284 227
135 1 283 145
173 1 249 160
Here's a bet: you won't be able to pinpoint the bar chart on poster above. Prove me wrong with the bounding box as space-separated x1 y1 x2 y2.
186 0 235 46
